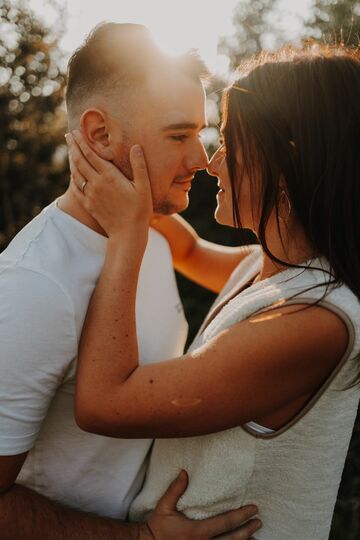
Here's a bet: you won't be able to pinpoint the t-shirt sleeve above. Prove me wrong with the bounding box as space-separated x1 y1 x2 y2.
0 267 77 455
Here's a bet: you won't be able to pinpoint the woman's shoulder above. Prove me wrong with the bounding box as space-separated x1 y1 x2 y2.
273 257 360 342
206 256 360 344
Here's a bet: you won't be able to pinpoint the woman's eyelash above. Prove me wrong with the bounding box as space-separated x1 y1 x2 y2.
218 139 226 153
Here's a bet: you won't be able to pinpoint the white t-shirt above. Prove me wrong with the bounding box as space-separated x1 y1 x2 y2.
0 202 188 518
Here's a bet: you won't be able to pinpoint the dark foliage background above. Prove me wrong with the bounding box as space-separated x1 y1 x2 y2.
0 1 358 538
0 0 68 248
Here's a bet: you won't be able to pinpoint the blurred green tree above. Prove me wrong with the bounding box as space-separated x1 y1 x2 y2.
0 0 68 250
305 0 360 45
218 0 281 70
219 0 360 69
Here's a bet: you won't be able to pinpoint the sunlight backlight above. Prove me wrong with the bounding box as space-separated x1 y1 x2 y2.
28 0 312 75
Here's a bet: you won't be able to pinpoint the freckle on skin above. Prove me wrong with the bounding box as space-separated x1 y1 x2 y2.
149 379 154 384
112 336 116 340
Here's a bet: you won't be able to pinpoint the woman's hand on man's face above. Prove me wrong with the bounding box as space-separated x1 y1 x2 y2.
65 130 153 238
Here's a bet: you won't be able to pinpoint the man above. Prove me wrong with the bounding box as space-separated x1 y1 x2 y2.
0 23 259 539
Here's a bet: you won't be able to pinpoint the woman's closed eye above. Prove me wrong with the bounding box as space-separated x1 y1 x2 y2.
217 141 227 156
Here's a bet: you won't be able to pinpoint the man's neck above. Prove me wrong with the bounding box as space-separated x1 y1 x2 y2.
57 188 107 237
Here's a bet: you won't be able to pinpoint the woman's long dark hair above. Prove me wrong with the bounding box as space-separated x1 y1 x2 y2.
223 43 360 298
223 44 360 380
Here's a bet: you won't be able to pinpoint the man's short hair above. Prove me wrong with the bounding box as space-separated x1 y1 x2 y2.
66 22 210 119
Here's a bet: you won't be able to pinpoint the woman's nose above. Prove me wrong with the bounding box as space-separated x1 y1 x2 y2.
207 148 222 178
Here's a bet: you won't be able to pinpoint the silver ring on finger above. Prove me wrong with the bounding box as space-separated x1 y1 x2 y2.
80 180 87 194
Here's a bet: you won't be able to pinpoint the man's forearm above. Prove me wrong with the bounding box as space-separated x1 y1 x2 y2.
0 484 146 540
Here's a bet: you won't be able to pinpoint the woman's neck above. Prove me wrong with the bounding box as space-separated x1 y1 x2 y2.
257 218 317 282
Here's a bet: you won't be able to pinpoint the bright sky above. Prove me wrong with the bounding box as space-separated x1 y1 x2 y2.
28 0 313 76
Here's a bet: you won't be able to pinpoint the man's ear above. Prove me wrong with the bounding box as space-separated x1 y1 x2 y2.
80 109 114 161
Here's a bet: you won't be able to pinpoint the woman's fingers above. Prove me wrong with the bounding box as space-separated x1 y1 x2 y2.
129 145 152 198
67 144 87 195
71 130 108 175
64 131 153 234
128 144 153 217
66 133 100 190
69 174 86 202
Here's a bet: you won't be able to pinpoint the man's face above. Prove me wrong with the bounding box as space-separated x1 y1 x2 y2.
109 69 209 214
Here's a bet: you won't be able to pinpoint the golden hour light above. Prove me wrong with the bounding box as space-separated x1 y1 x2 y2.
1 2 359 539
28 0 312 75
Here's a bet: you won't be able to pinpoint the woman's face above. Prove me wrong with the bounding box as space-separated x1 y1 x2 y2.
207 143 255 230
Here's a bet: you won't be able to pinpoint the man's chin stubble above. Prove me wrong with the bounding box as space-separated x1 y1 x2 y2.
153 200 188 215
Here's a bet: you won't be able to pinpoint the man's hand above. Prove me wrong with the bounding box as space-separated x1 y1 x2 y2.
139 470 262 539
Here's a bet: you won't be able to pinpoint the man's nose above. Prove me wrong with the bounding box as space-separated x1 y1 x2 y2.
186 141 209 172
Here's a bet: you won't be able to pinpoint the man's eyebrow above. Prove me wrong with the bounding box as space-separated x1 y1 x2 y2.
161 122 207 131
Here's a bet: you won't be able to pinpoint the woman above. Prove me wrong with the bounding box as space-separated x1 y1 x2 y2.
67 44 360 539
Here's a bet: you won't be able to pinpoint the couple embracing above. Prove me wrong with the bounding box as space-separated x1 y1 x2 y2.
0 22 359 540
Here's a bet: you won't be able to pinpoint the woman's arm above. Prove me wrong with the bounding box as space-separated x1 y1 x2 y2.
76 282 348 438
67 131 349 440
151 214 257 293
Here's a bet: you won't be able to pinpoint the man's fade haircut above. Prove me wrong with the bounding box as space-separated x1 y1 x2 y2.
66 22 210 120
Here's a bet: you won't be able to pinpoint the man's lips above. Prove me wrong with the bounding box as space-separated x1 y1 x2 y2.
172 176 195 191
173 176 195 184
